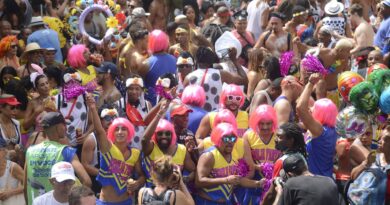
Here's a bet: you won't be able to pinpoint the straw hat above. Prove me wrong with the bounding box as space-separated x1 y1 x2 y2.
21 43 44 61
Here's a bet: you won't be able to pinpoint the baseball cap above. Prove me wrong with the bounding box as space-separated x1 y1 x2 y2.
282 153 307 173
132 7 150 18
384 0 390 7
95 62 118 75
171 104 193 117
50 161 76 182
41 112 66 129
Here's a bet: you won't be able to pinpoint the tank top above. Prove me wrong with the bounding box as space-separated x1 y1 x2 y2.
77 65 97 86
209 110 249 137
142 144 186 187
246 130 281 164
26 141 66 205
186 69 223 112
322 16 346 36
273 96 295 123
202 137 245 160
201 146 240 202
97 144 140 195
0 119 20 146
257 90 273 105
0 160 19 190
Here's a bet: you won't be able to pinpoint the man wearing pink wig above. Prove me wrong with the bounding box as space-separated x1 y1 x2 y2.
196 84 249 139
86 94 145 205
297 73 338 177
141 100 195 187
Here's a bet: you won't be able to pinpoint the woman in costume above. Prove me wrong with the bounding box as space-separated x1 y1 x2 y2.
0 35 20 70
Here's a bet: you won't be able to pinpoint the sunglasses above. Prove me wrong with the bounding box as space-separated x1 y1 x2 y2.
10 45 17 49
222 135 237 143
8 105 18 110
178 64 192 69
102 115 116 122
227 95 242 102
157 131 172 137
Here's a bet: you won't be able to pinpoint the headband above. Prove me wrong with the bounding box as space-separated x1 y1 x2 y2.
100 108 118 118
175 27 188 34
126 77 144 87
293 11 308 17
63 73 82 83
177 56 194 66
156 78 171 88
30 72 46 88
218 11 231 17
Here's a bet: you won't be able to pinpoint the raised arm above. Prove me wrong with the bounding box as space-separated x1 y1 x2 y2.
85 94 111 153
142 100 170 156
220 48 248 85
296 73 323 137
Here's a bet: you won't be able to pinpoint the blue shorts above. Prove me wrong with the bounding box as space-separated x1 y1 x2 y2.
96 198 132 205
194 195 233 205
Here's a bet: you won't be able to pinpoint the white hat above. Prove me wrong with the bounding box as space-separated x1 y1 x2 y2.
50 161 76 182
29 16 46 27
324 1 344 15
132 7 150 18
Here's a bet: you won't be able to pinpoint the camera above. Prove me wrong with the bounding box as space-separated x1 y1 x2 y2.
274 177 285 187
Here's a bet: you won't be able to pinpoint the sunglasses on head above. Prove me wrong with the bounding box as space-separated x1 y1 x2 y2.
227 95 242 102
222 135 237 143
157 131 171 137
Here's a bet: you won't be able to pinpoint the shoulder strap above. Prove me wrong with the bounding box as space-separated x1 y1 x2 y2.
200 69 208 86
238 32 252 45
287 33 291 51
263 31 272 46
163 189 175 205
57 94 61 111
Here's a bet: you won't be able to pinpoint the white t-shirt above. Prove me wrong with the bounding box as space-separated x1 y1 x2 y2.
32 190 68 205
247 1 269 41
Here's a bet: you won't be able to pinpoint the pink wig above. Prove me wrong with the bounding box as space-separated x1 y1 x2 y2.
152 119 177 145
211 123 238 147
249 105 278 134
67 44 87 69
107 117 135 143
213 109 238 130
181 85 206 107
312 98 338 127
148 30 169 54
219 84 245 108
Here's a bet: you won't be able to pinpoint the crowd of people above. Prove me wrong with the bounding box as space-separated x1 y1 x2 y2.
0 0 390 204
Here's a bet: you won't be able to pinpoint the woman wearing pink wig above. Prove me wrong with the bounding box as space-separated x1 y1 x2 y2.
86 94 145 205
67 44 97 87
297 73 338 177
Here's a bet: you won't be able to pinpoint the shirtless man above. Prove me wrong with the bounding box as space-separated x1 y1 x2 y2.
95 62 121 108
348 4 375 56
168 24 198 57
351 0 377 22
284 6 308 37
121 22 149 79
149 0 168 30
254 12 293 58
297 38 354 106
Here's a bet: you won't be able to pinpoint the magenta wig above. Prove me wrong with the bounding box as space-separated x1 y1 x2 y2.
213 109 238 130
67 44 88 69
312 98 338 127
148 30 169 54
107 117 135 143
181 85 206 107
219 84 245 108
249 105 278 134
211 123 238 147
152 119 177 145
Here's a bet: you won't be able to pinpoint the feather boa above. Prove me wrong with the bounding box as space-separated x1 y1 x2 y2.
63 80 86 101
260 162 274 200
155 85 173 100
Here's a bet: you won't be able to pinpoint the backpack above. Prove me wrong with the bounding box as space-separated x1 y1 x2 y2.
346 158 390 205
142 188 176 205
